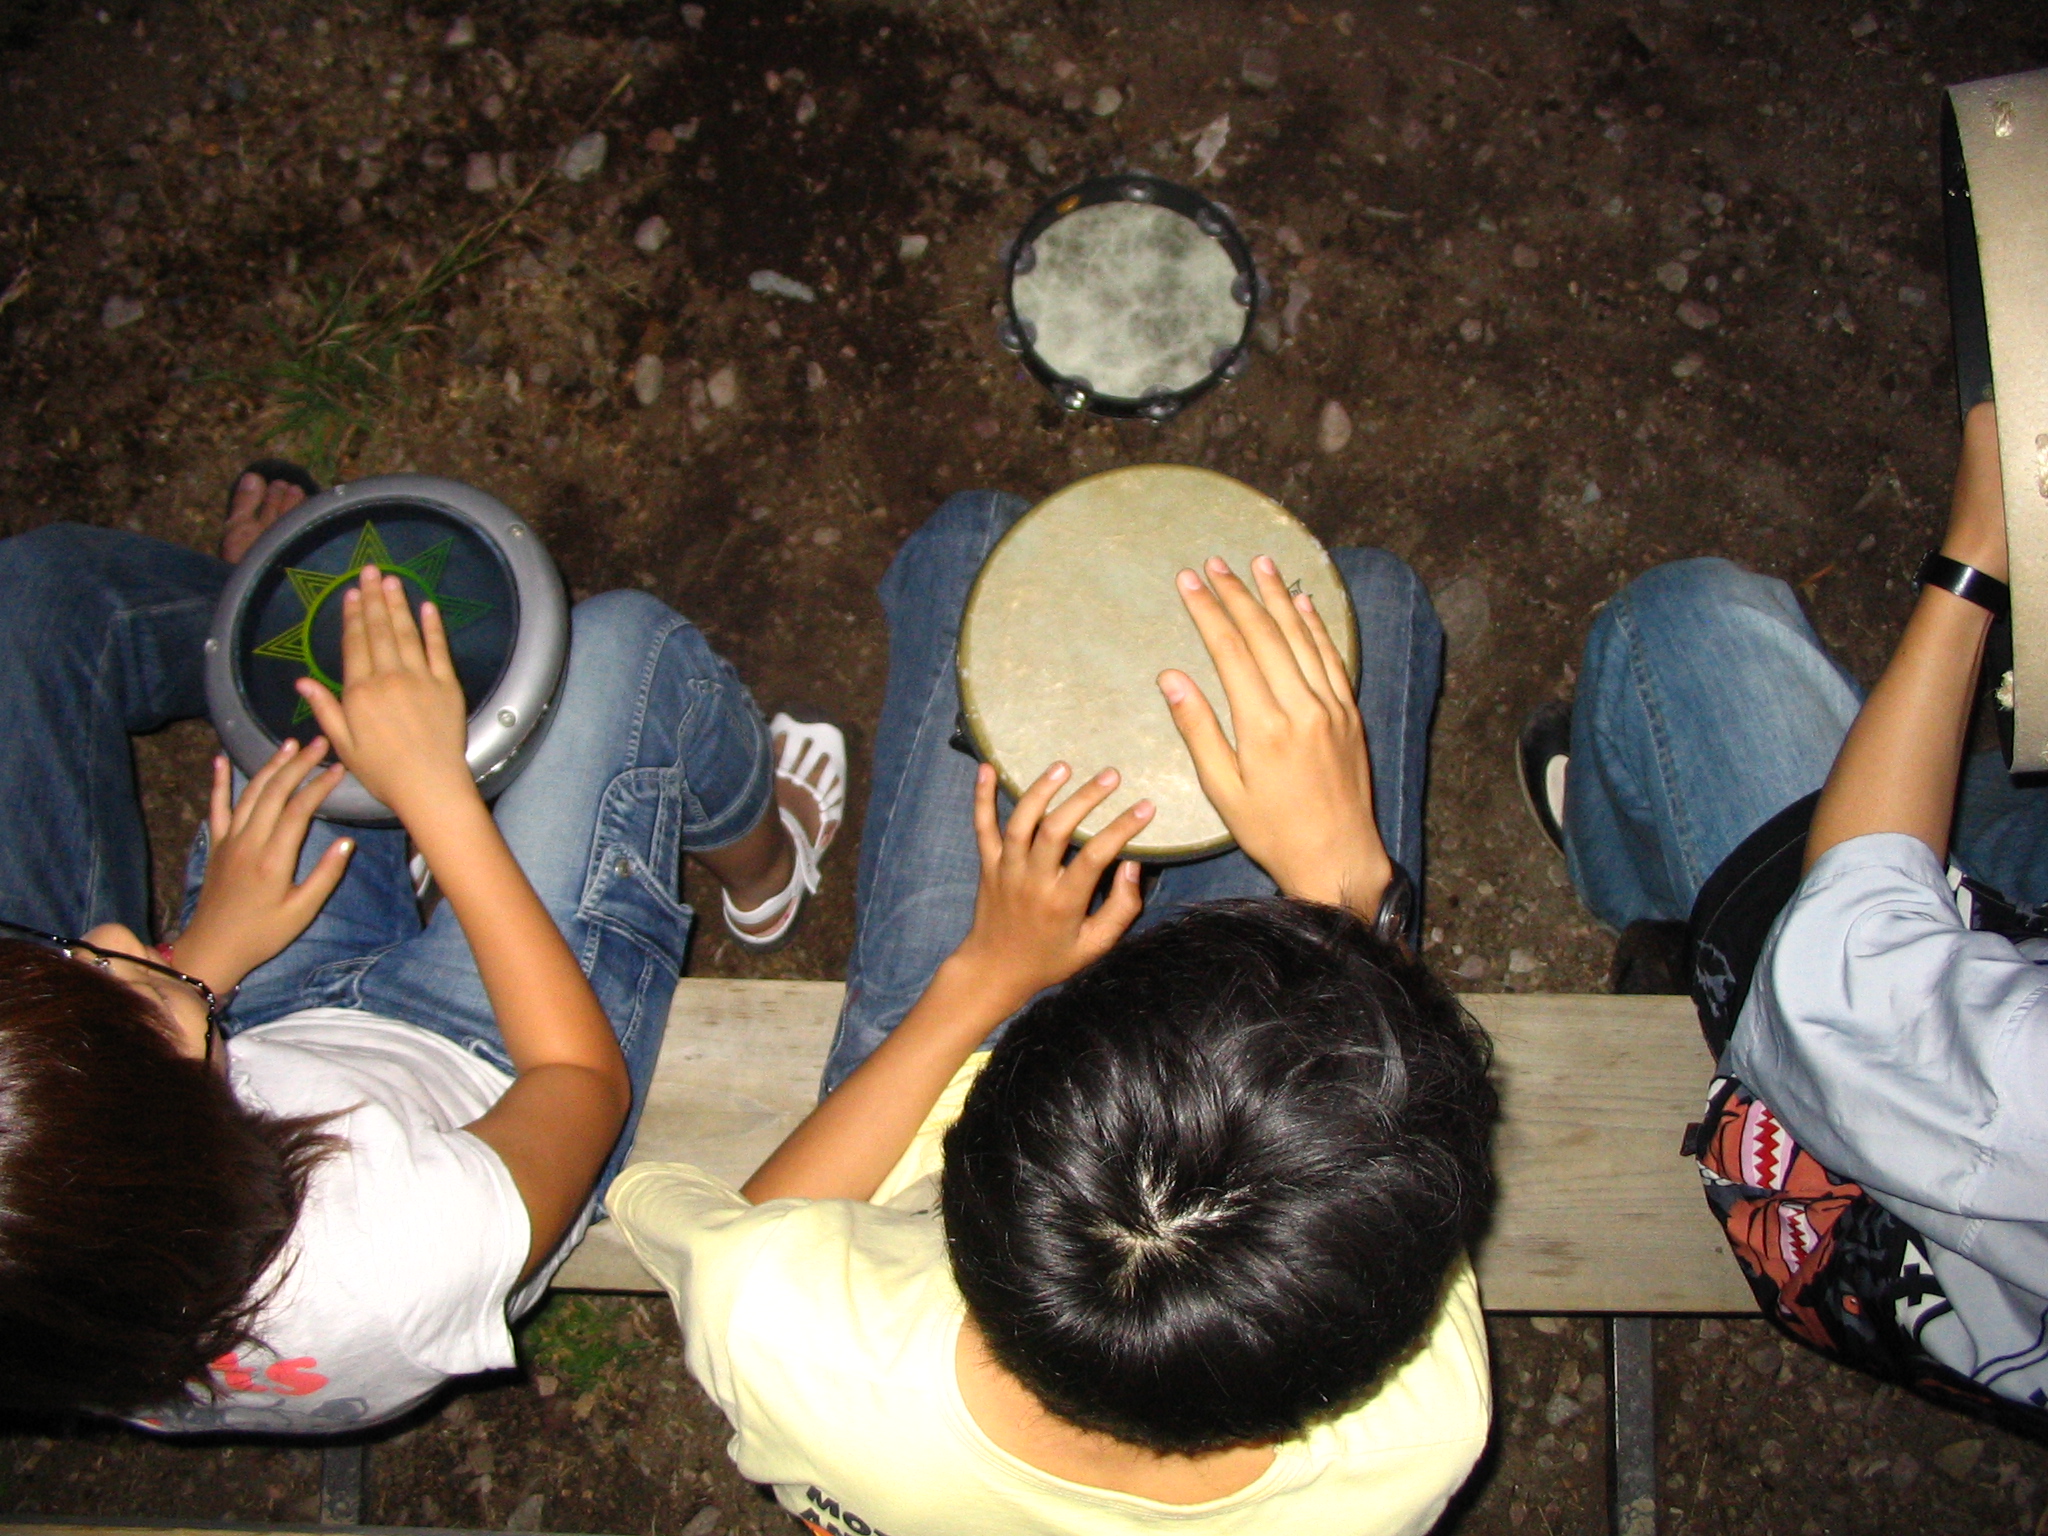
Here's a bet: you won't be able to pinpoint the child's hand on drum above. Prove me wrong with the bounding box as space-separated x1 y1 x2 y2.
297 566 474 824
174 739 354 993
1160 555 1393 916
950 760 1150 1010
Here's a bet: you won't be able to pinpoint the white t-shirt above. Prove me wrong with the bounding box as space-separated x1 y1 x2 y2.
131 1009 539 1435
611 1056 1492 1536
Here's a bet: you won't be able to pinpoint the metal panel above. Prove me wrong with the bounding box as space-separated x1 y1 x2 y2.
1949 70 2048 768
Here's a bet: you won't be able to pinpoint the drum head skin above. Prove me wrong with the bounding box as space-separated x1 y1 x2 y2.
1000 174 1257 422
959 466 1357 860
206 476 568 826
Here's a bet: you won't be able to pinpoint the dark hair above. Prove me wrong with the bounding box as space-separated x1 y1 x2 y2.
940 899 1496 1454
0 939 336 1415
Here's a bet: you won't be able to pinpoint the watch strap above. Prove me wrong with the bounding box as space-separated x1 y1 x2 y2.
1372 861 1416 951
1917 551 2010 616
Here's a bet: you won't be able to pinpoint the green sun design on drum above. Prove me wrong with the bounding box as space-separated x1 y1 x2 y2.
252 520 494 721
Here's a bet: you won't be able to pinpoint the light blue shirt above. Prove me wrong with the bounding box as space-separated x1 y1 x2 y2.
1725 832 2048 1408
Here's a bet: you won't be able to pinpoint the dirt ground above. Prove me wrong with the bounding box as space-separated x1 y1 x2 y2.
4 0 2048 1531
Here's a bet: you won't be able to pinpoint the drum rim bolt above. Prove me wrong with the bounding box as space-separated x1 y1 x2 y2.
497 707 518 727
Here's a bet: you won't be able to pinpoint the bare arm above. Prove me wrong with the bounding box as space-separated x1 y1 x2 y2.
302 570 630 1277
1806 402 2007 870
742 762 1150 1204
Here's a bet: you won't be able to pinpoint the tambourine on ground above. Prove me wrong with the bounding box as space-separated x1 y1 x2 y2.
205 475 568 826
958 465 1357 861
1943 67 2048 779
998 172 1259 423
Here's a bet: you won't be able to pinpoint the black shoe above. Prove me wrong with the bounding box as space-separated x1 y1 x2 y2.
1609 920 1691 995
1516 700 1571 853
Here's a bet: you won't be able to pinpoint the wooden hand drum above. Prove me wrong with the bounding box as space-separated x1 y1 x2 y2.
957 465 1356 860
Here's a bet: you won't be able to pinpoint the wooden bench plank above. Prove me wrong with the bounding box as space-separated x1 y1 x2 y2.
557 981 1754 1313
1465 994 1752 1313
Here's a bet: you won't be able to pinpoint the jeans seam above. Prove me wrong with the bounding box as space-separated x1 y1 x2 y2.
1615 589 1707 902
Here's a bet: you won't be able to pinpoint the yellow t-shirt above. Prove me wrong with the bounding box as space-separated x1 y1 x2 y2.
609 1054 1490 1536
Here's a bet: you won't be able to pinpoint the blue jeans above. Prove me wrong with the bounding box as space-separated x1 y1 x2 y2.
1564 557 2048 927
823 491 1444 1092
0 525 774 1198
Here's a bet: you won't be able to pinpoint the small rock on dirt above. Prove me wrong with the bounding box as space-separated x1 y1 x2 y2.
464 152 497 192
705 365 738 409
634 215 670 253
1511 243 1540 269
1458 317 1484 343
749 269 816 302
100 295 144 330
559 131 608 183
1091 86 1123 117
1849 11 1879 38
1671 352 1705 379
1530 1316 1565 1335
1317 399 1352 454
1241 47 1280 90
1508 948 1541 974
1933 1439 1983 1482
1898 285 1927 307
795 93 817 126
1455 955 1490 981
1434 574 1492 661
805 361 826 390
1676 299 1721 330
679 1509 723 1536
632 355 664 406
811 526 841 547
1655 259 1689 293
504 1494 544 1532
681 4 705 28
1191 113 1230 177
336 197 364 226
899 233 930 260
442 15 475 48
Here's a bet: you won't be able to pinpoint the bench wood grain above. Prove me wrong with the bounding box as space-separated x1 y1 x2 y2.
556 980 1754 1313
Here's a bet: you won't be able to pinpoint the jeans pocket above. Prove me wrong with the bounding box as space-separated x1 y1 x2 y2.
580 770 693 968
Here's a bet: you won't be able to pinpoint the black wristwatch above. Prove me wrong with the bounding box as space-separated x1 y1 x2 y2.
1916 551 2009 617
1372 861 1417 951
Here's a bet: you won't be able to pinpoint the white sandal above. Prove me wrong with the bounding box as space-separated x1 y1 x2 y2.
722 714 846 952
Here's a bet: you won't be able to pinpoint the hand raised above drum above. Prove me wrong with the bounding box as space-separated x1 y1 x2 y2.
951 760 1150 1012
1159 555 1393 918
297 565 474 823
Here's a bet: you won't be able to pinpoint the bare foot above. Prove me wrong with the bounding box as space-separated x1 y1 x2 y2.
220 472 308 564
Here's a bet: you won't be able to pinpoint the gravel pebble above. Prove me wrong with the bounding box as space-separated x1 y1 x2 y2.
631 354 664 407
1898 284 1927 307
1458 316 1484 343
748 269 816 302
633 215 670 253
1508 948 1541 974
1676 298 1721 330
1240 47 1280 91
1317 399 1352 454
559 131 608 183
464 152 497 192
1655 259 1689 293
336 196 364 225
680 4 705 28
442 15 475 48
1933 1439 1983 1482
1671 352 1705 379
1511 243 1540 269
420 141 451 170
1091 86 1123 117
899 233 929 260
705 365 738 409
100 295 145 330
